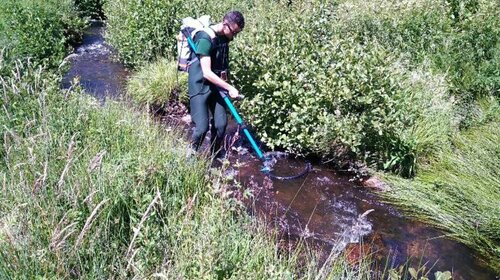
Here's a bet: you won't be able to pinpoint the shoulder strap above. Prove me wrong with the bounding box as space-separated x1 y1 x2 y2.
203 26 216 39
189 27 217 51
192 27 216 40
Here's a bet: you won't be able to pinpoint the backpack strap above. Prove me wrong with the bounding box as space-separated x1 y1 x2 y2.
202 26 216 39
186 27 217 68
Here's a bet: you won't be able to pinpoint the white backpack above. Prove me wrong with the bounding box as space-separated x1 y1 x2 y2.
176 15 216 72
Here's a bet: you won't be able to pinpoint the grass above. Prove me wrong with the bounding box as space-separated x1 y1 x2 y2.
381 98 500 272
126 58 188 108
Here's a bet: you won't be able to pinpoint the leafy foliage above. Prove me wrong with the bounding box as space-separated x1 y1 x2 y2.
0 0 86 76
104 0 497 177
232 1 454 176
103 0 245 67
74 0 106 19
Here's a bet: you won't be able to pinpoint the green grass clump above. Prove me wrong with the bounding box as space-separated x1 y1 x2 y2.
381 99 500 272
126 58 188 108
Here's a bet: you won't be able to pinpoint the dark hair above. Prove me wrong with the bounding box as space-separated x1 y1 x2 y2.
223 10 245 29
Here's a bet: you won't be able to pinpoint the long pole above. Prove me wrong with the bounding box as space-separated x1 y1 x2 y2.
222 95 265 161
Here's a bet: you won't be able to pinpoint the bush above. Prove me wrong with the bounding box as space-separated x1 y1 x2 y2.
0 0 86 75
437 0 499 121
126 59 188 107
75 0 106 19
333 0 498 107
104 0 183 67
231 1 454 176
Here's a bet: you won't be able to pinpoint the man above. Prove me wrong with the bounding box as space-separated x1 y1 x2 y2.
188 10 244 158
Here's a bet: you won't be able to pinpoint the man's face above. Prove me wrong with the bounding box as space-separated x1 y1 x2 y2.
223 21 242 40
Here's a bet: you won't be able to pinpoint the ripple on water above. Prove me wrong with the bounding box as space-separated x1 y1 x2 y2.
61 20 128 102
226 149 497 279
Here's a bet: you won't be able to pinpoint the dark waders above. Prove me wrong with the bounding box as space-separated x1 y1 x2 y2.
190 86 228 155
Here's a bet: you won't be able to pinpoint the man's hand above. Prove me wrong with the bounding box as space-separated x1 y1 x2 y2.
228 86 240 99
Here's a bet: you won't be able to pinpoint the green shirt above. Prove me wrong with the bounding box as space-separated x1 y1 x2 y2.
188 30 230 97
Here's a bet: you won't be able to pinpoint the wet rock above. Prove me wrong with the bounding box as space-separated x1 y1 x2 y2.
361 176 390 191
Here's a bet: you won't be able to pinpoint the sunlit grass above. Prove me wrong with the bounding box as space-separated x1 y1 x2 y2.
126 58 188 108
381 99 500 272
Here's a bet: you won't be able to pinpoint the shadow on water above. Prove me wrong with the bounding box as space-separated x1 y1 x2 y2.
63 21 497 280
61 20 129 102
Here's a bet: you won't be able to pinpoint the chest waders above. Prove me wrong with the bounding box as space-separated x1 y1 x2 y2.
186 31 311 180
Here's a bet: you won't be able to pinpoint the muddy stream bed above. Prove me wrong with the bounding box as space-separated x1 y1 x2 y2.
62 21 497 280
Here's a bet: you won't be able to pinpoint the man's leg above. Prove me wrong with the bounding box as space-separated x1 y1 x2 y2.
190 93 210 151
208 90 228 157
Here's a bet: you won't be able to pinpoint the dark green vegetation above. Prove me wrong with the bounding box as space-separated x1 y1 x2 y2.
232 0 498 176
0 0 86 75
75 0 106 19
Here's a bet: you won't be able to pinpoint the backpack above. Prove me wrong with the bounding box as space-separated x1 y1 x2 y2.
176 15 216 72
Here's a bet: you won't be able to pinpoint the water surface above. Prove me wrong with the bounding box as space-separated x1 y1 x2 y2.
62 20 128 102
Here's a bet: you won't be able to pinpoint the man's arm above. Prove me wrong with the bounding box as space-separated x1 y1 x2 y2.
199 56 239 98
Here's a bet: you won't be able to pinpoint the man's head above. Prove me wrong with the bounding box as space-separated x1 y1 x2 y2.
222 11 244 40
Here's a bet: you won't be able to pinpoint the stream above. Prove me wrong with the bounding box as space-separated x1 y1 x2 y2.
62 21 497 280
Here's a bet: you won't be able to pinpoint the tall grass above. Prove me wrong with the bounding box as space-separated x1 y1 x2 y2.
0 60 200 277
126 58 188 108
381 97 500 272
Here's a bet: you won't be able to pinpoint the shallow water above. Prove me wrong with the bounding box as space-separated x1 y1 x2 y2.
225 150 496 279
61 20 128 102
63 22 497 280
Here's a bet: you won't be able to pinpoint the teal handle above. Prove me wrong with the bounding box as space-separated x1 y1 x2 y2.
222 96 264 160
